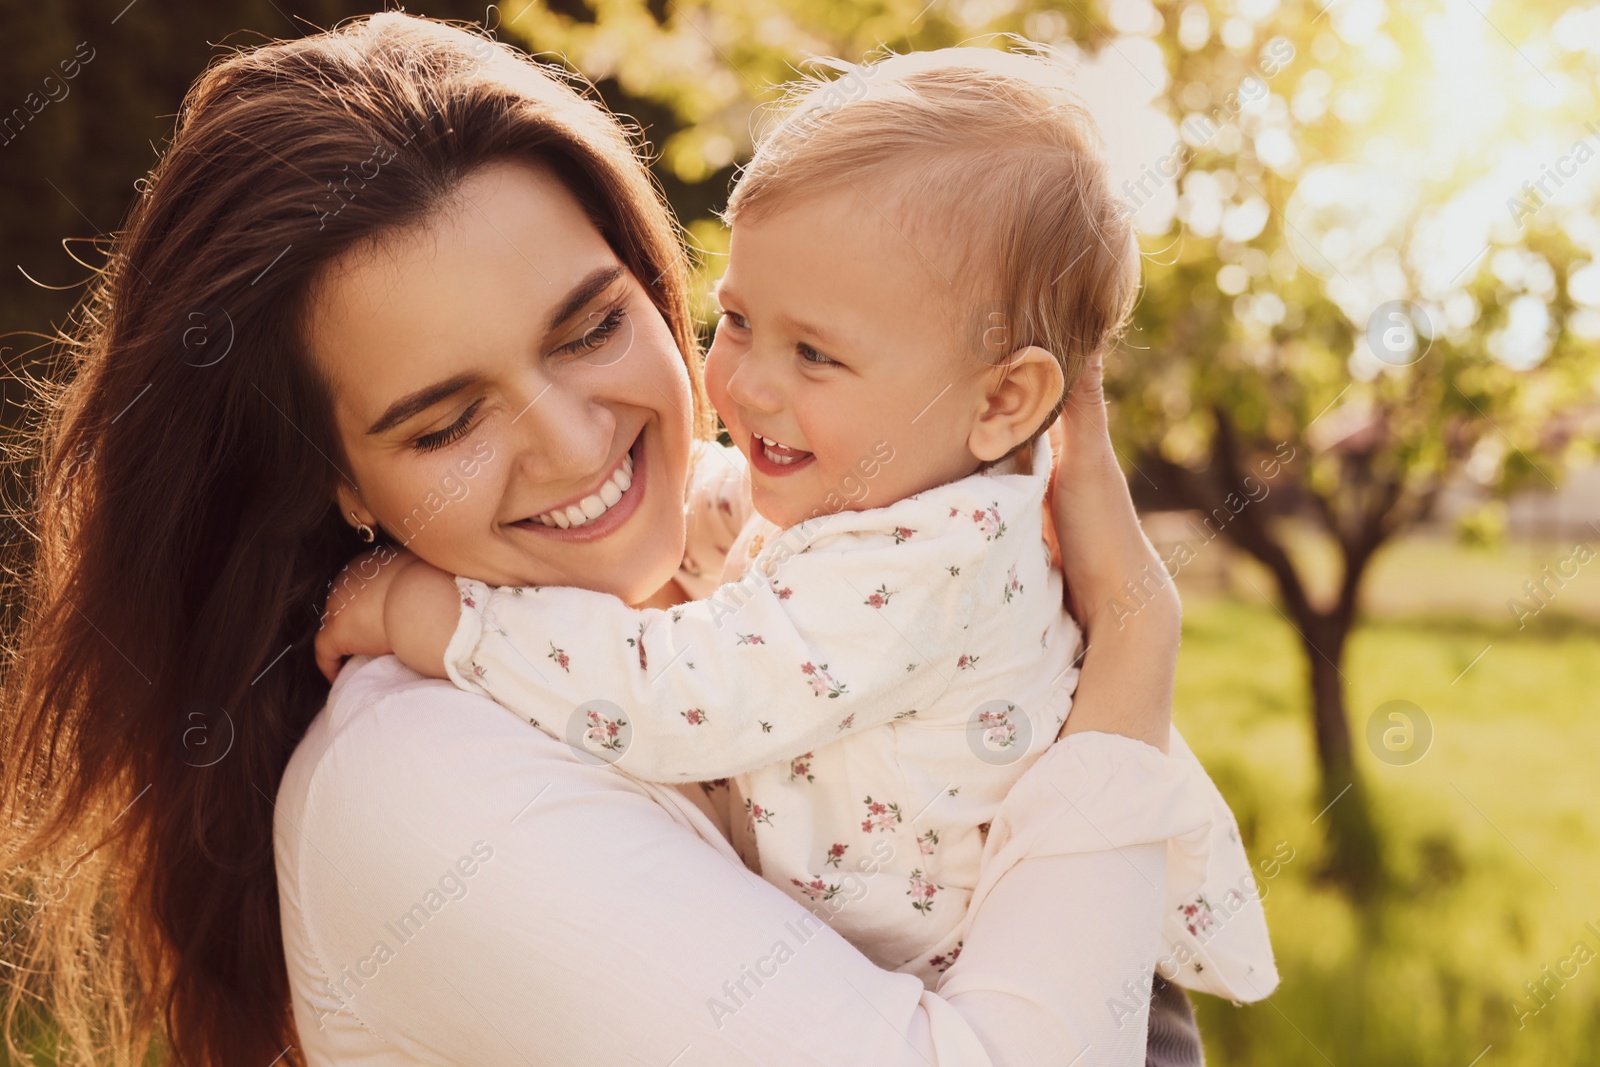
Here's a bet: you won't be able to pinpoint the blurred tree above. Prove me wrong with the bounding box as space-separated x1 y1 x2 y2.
1108 0 1600 895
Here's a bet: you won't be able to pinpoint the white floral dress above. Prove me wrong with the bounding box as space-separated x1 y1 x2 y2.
444 438 1276 995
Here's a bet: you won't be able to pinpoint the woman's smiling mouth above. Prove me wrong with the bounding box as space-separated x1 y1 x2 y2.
511 433 646 540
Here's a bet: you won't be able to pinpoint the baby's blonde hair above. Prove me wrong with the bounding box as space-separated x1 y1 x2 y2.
726 44 1140 444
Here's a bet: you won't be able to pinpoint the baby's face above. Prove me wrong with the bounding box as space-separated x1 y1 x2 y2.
706 188 993 529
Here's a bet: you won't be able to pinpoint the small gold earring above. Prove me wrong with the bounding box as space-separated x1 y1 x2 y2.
349 510 376 543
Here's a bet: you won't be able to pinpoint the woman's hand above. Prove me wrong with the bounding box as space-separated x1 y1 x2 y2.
1047 355 1180 750
313 546 423 682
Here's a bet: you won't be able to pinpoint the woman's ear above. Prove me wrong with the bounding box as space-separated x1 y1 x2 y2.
334 480 374 533
966 346 1065 463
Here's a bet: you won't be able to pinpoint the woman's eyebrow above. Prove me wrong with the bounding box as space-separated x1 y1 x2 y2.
366 372 479 436
546 264 626 333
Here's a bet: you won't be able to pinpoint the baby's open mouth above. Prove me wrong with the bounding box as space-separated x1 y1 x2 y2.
754 433 812 466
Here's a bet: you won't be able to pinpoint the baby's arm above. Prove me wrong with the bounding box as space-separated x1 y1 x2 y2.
385 561 468 678
394 521 985 784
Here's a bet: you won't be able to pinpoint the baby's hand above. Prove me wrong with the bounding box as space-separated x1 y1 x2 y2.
314 547 423 682
384 559 462 680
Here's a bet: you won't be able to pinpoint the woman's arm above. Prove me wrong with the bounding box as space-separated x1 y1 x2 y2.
283 671 1191 1067
1046 355 1178 752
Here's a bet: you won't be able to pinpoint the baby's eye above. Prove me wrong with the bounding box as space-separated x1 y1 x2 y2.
797 343 836 366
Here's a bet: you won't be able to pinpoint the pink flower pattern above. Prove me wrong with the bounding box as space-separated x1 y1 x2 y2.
889 526 916 544
791 877 841 902
681 708 708 726
970 504 1006 540
1179 895 1217 938
789 752 815 783
547 642 570 672
908 869 938 914
801 661 848 699
626 623 647 672
978 705 1018 749
582 708 626 752
824 843 848 868
864 584 895 608
860 795 902 833
1003 563 1023 603
928 942 964 973
745 799 775 829
917 829 940 857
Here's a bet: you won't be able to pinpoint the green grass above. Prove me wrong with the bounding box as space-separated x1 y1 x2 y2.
1178 591 1600 1066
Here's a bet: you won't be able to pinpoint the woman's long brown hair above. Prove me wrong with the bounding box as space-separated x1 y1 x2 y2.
0 14 709 1065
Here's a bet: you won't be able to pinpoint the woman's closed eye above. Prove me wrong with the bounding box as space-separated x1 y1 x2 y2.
411 398 483 453
557 305 628 356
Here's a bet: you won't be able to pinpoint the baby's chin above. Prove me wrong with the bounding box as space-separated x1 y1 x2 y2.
748 485 825 532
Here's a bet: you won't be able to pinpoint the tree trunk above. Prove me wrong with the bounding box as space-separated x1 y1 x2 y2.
1299 613 1384 898
1139 420 1391 896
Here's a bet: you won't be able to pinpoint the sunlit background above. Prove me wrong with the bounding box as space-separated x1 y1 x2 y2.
4 0 1598 1063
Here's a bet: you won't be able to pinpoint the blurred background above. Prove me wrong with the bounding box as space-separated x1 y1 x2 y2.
3 0 1598 1063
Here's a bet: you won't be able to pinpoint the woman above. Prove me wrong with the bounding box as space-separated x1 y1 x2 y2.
0 14 1198 1066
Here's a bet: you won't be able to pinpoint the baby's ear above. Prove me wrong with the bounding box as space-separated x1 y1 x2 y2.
967 346 1064 463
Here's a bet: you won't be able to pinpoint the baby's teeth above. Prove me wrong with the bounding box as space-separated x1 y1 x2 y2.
579 494 607 520
564 504 587 527
599 481 623 507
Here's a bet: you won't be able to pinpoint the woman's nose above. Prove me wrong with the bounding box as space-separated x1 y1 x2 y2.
505 378 616 482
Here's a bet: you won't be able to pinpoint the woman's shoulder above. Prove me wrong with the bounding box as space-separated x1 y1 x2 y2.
275 654 730 890
278 654 616 829
280 654 518 803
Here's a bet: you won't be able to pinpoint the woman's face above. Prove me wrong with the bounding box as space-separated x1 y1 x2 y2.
309 161 695 605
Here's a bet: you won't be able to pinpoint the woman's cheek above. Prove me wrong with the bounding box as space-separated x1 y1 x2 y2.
385 444 505 570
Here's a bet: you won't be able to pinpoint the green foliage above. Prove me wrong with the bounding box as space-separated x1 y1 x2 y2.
1179 592 1600 1066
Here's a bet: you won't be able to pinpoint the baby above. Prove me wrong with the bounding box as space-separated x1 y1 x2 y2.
364 47 1275 996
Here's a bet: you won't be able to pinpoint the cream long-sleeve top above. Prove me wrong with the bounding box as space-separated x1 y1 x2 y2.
277 652 1202 1065
441 439 1278 1000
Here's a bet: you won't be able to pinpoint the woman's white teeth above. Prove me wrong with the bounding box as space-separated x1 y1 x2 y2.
534 451 635 528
